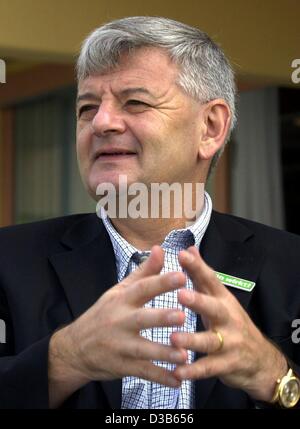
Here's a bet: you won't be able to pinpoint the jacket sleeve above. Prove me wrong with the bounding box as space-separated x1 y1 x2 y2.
253 328 300 408
0 287 51 409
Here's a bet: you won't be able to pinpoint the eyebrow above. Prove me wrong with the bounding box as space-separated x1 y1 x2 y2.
76 92 101 105
119 87 154 98
76 87 155 105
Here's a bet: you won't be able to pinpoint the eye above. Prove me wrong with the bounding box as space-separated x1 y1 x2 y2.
127 99 146 104
126 99 150 107
125 99 151 112
78 105 98 119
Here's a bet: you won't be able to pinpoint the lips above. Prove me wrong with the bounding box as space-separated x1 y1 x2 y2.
99 152 135 156
94 149 137 160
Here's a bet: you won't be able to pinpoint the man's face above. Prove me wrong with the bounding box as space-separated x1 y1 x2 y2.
76 47 206 199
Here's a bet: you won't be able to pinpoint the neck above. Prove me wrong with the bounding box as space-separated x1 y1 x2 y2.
108 191 205 250
98 178 206 250
110 217 192 250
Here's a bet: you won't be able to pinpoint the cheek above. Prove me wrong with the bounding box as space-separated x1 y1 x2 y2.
130 120 167 155
76 125 91 163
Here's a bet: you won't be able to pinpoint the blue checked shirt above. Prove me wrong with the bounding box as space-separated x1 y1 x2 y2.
100 192 212 409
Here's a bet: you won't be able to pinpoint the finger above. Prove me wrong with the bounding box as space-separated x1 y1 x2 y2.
170 330 225 355
130 308 186 330
173 354 227 381
178 246 226 296
177 289 228 325
121 245 164 288
123 337 188 365
127 359 182 388
127 271 186 306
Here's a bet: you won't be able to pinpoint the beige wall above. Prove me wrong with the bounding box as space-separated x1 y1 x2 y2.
0 0 298 223
0 0 299 84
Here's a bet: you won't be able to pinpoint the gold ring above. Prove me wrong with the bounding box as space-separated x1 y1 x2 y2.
212 329 224 352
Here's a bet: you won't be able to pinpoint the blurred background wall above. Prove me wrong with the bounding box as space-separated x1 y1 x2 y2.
0 0 299 232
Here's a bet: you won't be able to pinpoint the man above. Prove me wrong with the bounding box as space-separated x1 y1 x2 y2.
0 16 300 409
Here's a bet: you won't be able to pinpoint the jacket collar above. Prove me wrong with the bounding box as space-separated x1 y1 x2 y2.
49 214 121 409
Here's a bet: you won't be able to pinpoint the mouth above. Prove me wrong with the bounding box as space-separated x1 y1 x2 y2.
94 150 137 160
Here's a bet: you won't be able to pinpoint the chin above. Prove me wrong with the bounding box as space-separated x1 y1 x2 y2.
89 172 141 195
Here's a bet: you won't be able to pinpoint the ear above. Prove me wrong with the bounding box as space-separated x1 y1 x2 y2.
198 99 232 160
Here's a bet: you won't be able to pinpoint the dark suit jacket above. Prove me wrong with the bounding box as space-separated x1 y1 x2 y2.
0 211 300 409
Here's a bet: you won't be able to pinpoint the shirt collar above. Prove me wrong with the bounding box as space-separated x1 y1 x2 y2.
100 207 137 281
101 191 212 281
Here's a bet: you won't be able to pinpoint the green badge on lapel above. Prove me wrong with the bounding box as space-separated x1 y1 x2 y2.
215 271 256 292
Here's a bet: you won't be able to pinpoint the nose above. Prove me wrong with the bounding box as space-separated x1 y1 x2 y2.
91 102 126 136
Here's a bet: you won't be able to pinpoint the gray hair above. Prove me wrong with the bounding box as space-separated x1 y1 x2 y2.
77 16 237 170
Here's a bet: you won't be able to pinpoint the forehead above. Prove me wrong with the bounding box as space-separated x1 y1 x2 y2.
77 47 180 95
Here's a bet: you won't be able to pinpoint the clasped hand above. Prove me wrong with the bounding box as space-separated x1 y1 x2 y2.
65 245 287 402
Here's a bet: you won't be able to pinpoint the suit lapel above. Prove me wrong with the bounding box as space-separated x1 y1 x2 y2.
48 214 121 409
194 211 266 408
